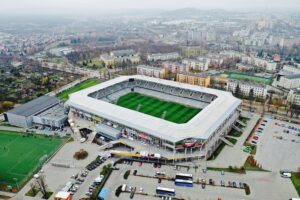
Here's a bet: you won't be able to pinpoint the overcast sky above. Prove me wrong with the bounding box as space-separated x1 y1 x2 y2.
0 0 299 15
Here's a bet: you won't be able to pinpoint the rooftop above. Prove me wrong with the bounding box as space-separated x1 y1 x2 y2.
111 49 136 57
7 96 60 117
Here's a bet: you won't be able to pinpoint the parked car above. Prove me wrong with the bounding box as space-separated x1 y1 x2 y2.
239 182 244 189
228 181 232 187
221 180 225 187
232 181 237 188
201 183 205 189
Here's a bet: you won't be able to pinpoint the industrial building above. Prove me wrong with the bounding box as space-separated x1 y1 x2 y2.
5 96 67 128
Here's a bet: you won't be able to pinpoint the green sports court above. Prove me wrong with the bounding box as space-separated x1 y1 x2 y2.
116 92 201 124
0 131 65 189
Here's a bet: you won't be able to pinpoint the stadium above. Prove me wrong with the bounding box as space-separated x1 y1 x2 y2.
66 75 242 158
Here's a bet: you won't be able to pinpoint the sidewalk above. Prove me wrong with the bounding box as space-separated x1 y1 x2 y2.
206 113 260 168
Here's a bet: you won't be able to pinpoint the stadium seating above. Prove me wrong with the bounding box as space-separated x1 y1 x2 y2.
89 79 217 104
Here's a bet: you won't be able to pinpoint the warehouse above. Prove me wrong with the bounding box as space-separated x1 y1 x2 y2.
5 96 67 128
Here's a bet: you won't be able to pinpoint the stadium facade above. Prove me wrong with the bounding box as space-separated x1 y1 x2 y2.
66 75 242 157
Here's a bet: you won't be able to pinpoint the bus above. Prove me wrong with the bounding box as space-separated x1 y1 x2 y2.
175 173 193 181
156 187 175 196
175 179 193 187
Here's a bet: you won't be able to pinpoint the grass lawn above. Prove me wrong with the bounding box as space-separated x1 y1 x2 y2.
57 78 101 101
116 92 201 124
0 131 66 189
243 156 268 172
228 129 242 137
291 172 300 196
228 137 238 145
228 73 272 85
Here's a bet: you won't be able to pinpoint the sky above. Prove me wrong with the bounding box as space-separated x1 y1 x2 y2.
0 0 299 16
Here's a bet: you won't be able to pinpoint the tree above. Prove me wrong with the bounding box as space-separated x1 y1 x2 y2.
234 84 241 98
35 175 48 199
249 88 254 111
2 101 14 111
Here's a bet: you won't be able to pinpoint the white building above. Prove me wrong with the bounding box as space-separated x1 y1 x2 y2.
287 89 300 106
273 65 300 90
147 52 180 61
137 65 165 79
226 80 267 99
162 61 189 73
100 49 140 66
182 58 209 71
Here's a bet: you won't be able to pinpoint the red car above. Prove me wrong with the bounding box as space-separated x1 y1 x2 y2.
228 181 232 187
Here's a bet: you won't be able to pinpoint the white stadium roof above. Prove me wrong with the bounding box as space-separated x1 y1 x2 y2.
66 75 241 143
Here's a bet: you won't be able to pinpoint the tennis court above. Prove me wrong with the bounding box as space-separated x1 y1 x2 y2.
116 92 201 124
0 131 65 189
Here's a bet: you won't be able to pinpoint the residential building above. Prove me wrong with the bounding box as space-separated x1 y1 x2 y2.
163 62 189 73
182 58 209 71
176 72 211 87
273 65 300 90
137 65 166 79
226 80 267 99
287 89 300 106
147 52 180 61
100 49 140 66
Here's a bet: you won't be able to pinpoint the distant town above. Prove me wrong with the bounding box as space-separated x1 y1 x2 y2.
0 6 300 200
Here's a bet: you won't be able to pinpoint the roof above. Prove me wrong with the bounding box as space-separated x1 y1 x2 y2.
66 75 241 142
7 96 60 117
137 65 164 71
98 188 109 199
111 49 136 57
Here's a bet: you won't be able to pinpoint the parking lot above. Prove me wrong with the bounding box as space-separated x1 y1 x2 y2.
104 160 298 200
255 117 300 172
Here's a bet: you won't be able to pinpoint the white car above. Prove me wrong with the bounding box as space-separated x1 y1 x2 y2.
281 172 292 178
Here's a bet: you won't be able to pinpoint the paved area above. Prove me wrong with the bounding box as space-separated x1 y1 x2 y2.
255 118 300 172
207 113 260 168
105 161 298 200
12 140 101 200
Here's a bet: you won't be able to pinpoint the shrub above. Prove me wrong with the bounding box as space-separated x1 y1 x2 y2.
73 149 88 160
100 164 112 175
124 170 130 180
244 183 250 195
115 185 122 197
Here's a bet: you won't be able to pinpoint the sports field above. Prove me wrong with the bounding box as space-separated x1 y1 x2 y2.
0 131 65 189
116 92 201 124
227 73 272 85
57 78 101 101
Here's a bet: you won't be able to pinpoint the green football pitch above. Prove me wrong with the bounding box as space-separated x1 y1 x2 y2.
0 131 65 188
57 78 101 101
228 73 272 85
116 92 201 124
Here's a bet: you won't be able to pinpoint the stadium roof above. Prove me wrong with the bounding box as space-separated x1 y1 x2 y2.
7 96 60 117
67 75 241 142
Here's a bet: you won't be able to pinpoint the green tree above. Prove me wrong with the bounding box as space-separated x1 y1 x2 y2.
234 84 241 98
